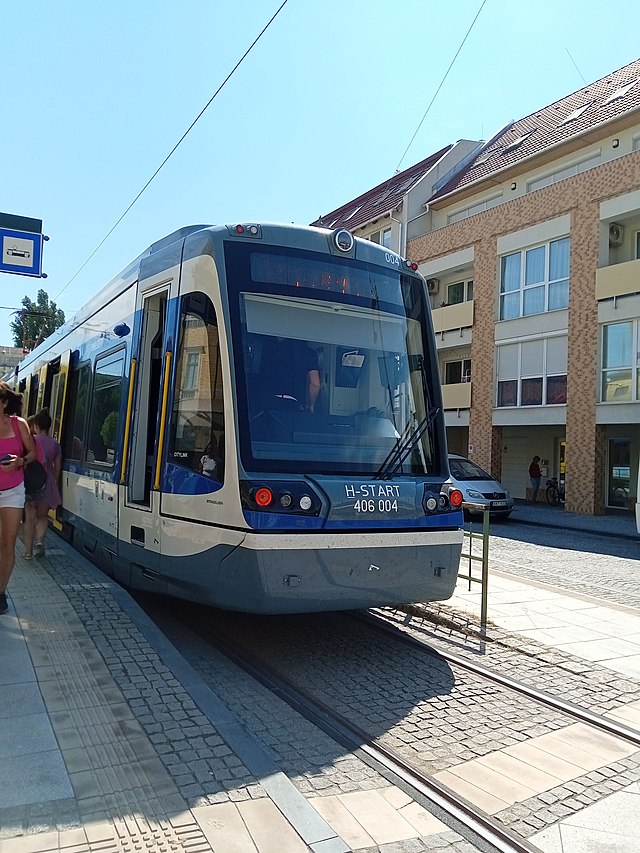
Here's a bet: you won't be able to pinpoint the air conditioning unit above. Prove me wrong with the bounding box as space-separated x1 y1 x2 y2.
609 222 624 247
426 278 440 294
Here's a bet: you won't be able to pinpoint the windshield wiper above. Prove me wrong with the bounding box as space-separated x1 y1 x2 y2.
375 406 440 480
375 353 440 480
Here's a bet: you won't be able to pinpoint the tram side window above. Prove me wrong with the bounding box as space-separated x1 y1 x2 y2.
63 364 91 461
169 292 225 483
86 351 125 467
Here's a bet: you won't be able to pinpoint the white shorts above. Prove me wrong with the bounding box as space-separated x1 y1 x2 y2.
0 482 25 509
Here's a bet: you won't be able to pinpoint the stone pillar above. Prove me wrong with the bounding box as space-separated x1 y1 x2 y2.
491 426 503 481
468 238 495 472
565 202 600 514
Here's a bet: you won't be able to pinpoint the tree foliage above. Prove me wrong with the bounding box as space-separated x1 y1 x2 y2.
10 289 65 350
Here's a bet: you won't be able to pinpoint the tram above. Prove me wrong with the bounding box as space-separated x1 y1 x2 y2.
14 223 464 613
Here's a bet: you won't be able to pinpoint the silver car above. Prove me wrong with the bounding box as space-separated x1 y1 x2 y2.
446 454 514 518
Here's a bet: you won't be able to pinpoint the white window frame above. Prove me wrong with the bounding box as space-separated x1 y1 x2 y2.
445 279 473 305
600 320 639 403
499 237 570 321
444 358 471 385
368 226 392 248
526 151 602 193
448 193 503 224
496 338 567 408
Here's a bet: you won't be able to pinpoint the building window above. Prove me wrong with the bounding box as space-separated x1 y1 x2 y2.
183 351 201 391
448 193 503 224
521 377 543 406
601 321 635 402
445 359 471 384
446 280 473 305
496 337 567 407
546 374 567 404
369 227 392 248
635 231 640 259
526 152 601 192
497 380 517 407
499 237 569 320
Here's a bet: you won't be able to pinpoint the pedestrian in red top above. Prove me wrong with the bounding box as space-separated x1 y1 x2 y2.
0 381 36 614
528 455 542 503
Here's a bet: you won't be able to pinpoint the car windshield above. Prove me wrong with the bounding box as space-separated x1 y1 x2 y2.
227 245 442 476
449 457 493 481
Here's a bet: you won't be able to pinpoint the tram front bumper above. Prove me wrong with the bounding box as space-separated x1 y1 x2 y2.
216 528 463 614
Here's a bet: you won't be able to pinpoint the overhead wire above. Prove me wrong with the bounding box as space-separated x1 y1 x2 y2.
318 0 488 225
52 0 289 305
394 0 488 172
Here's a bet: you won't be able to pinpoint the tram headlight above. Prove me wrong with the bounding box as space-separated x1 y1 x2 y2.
254 487 273 507
449 489 464 508
333 229 354 252
240 480 321 517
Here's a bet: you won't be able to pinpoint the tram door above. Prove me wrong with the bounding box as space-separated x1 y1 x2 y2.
46 352 71 528
120 281 174 578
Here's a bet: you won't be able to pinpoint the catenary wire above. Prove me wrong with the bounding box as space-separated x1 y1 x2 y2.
52 0 289 305
394 0 488 172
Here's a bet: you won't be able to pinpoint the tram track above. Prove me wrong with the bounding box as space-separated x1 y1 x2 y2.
139 596 640 852
181 610 540 853
359 609 640 750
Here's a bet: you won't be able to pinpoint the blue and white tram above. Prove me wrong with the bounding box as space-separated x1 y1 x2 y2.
16 223 464 613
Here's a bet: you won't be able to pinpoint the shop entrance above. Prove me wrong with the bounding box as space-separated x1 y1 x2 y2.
608 437 631 509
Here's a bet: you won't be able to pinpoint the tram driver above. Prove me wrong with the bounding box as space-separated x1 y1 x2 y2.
259 337 321 414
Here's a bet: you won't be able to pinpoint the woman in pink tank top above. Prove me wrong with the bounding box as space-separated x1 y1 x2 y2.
0 381 36 614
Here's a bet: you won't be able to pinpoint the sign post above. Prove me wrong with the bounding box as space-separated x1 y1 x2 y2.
0 213 47 278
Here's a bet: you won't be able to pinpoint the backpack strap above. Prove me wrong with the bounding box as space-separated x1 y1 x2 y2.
10 415 25 454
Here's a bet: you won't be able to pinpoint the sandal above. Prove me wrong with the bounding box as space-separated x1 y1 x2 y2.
23 553 33 560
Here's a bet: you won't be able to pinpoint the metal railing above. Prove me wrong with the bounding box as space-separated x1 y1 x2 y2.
459 506 490 636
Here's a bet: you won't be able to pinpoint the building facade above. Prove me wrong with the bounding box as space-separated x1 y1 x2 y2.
0 346 25 381
314 59 640 516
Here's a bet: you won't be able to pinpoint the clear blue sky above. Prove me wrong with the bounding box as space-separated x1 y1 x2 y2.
2 0 639 345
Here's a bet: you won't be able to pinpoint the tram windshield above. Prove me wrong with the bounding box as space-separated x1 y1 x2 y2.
227 244 442 476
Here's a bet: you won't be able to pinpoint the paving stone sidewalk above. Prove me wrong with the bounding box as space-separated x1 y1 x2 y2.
0 542 346 853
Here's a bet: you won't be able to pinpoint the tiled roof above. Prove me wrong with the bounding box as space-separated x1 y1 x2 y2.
310 145 453 231
429 58 640 204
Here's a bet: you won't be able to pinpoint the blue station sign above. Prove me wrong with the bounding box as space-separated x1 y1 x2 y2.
0 227 44 277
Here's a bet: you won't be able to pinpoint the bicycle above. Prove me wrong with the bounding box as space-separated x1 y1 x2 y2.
546 477 565 506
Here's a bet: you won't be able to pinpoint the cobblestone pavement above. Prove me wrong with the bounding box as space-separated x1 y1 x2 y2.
20 544 484 853
143 602 640 844
377 606 640 718
12 517 640 852
141 599 478 853
480 520 640 609
51 574 265 809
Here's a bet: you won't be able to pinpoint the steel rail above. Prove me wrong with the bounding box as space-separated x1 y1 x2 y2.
359 610 640 749
197 621 540 853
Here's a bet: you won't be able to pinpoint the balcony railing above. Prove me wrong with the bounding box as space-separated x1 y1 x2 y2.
441 381 472 410
596 258 640 300
432 300 474 334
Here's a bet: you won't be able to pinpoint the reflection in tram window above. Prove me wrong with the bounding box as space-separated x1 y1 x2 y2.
169 292 225 483
86 351 125 466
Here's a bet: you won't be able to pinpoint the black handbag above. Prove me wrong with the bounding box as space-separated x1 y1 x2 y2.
24 459 47 499
10 416 48 499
